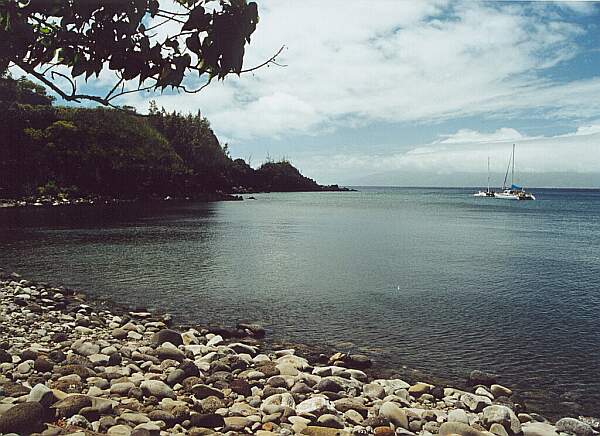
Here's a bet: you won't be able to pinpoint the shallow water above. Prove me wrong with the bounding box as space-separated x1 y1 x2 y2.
1 187 599 417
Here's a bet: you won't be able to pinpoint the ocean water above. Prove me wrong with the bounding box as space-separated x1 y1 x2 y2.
1 187 599 417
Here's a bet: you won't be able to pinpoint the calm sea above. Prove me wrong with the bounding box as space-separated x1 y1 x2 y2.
1 187 599 418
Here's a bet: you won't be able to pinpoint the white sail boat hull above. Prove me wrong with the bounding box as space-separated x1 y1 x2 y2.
494 191 520 200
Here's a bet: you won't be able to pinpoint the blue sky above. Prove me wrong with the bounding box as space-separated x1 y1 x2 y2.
35 1 600 186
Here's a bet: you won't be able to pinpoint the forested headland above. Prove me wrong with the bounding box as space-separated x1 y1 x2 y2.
0 73 349 201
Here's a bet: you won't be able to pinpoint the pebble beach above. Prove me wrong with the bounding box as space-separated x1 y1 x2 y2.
0 272 598 436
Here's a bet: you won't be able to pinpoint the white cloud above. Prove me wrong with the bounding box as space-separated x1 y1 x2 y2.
437 128 526 144
291 124 600 184
117 0 600 142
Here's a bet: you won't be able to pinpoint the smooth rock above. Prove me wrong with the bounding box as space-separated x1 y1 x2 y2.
317 413 345 429
521 422 560 436
140 380 176 399
53 394 92 418
28 383 55 407
151 329 183 347
439 422 487 436
448 409 470 424
379 401 409 429
0 402 45 434
468 370 497 386
296 396 335 416
555 418 594 436
301 426 351 436
190 413 225 428
491 384 513 397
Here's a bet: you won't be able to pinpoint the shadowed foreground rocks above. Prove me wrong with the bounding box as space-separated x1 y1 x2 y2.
0 272 598 436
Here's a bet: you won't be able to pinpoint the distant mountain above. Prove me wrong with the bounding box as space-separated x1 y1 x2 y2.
347 171 600 188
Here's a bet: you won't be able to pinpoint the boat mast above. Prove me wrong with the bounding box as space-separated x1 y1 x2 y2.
487 155 490 192
502 147 511 190
512 144 515 187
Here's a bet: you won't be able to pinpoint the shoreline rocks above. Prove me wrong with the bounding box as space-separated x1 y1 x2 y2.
0 272 597 436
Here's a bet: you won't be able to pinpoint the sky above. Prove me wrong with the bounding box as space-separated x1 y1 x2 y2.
33 1 600 187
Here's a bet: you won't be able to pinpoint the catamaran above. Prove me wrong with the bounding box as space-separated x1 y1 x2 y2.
473 156 495 197
494 144 535 200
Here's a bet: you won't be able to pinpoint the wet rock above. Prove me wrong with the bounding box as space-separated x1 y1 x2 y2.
151 329 183 347
491 384 513 397
237 323 266 338
468 370 497 386
190 413 225 428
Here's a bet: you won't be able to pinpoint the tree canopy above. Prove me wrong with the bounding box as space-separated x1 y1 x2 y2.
0 75 341 199
0 0 279 106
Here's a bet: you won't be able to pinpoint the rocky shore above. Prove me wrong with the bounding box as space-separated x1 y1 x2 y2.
0 193 243 209
0 273 598 436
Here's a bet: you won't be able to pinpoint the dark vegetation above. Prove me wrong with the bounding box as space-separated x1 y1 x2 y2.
0 0 273 106
0 74 347 199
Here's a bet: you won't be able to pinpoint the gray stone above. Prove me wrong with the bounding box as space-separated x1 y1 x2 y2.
522 422 559 436
28 383 55 407
483 405 512 428
223 416 253 431
296 396 335 415
156 346 185 361
140 380 176 399
461 393 492 412
333 397 368 417
73 342 100 356
363 382 386 399
439 422 487 436
491 384 513 397
110 382 136 395
448 409 470 424
491 423 510 436
379 401 409 430
555 418 594 436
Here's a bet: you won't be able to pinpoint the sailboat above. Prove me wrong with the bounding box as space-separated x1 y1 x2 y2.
494 144 535 200
473 156 495 197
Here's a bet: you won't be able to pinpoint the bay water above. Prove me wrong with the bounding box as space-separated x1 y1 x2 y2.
1 187 599 417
